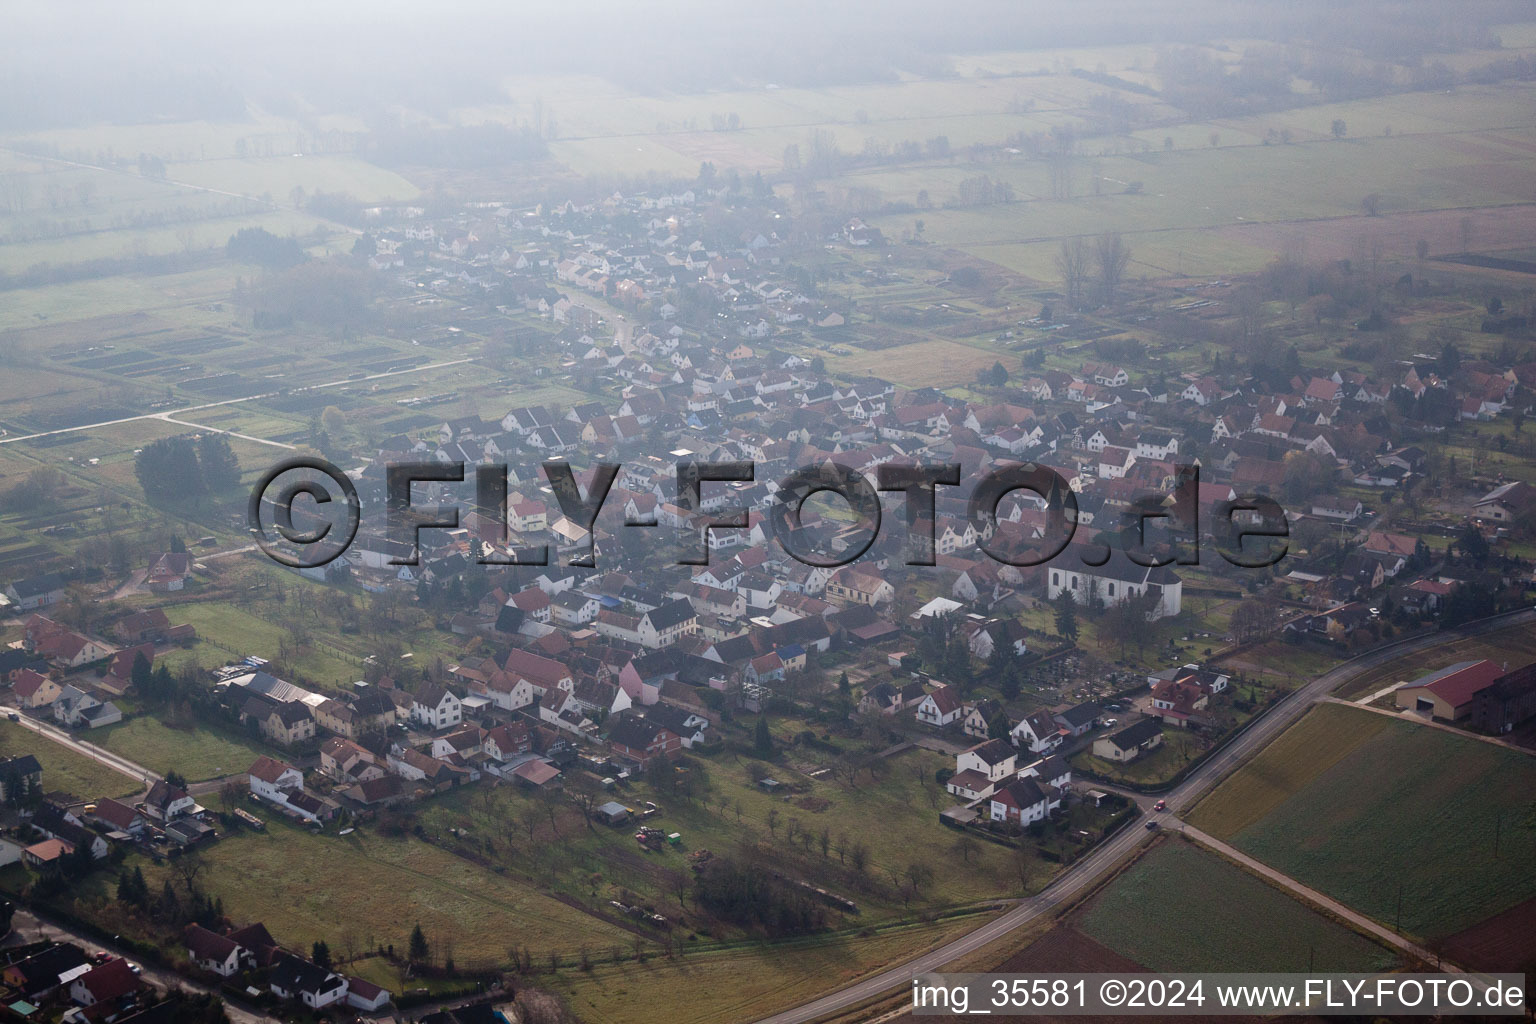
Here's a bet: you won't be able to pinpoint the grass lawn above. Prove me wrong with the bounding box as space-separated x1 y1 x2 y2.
0 720 142 800
92 715 268 782
1072 724 1204 786
159 598 364 686
153 817 635 965
421 745 1049 929
1203 705 1536 939
1077 839 1397 973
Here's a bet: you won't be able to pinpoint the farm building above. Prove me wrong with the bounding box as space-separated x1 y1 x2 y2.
1393 660 1506 721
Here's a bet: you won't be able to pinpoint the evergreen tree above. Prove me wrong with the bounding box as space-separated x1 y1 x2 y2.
986 710 1011 741
196 434 242 492
753 715 773 758
837 671 850 694
157 879 181 922
1053 595 1080 643
408 923 430 963
130 652 153 694
312 940 331 969
134 437 204 503
998 661 1022 701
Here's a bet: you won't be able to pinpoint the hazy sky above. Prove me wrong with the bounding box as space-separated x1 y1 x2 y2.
1 0 1516 131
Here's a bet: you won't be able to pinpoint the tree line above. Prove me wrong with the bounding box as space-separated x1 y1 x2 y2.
133 434 241 503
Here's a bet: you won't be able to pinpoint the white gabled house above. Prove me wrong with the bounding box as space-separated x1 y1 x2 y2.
411 685 462 731
913 684 963 727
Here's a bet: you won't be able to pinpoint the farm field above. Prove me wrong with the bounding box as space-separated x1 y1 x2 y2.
0 266 241 332
496 66 1167 178
145 816 637 964
1078 840 1397 972
852 83 1536 279
1194 704 1536 939
158 598 365 687
92 714 268 782
884 920 1147 1024
1442 895 1536 974
0 720 142 800
824 338 1008 389
0 208 346 276
1187 702 1392 837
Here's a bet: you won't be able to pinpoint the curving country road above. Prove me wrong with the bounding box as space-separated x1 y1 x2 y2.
753 607 1536 1024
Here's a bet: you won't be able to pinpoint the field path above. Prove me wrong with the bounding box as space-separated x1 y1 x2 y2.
1179 824 1449 969
0 358 474 447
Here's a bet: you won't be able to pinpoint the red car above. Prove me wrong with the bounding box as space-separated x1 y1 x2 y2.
1153 800 1167 812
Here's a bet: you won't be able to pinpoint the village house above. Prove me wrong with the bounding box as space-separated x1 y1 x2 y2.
1011 709 1065 754
184 923 253 977
988 776 1059 827
946 738 1018 801
1091 718 1164 762
825 567 896 606
411 685 463 731
914 684 964 727
605 712 682 766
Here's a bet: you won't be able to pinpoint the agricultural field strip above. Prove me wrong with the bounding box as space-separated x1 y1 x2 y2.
0 143 311 213
1322 696 1536 759
0 357 473 446
1215 710 1536 939
1078 839 1398 973
1178 826 1444 969
155 415 295 450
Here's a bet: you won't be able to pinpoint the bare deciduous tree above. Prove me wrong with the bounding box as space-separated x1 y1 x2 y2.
1055 237 1090 310
1095 231 1131 305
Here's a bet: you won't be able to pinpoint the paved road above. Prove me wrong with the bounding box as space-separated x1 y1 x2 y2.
10 709 160 794
754 607 1536 1024
8 909 280 1024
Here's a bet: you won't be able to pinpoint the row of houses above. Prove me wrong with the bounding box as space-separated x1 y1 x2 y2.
184 920 390 1011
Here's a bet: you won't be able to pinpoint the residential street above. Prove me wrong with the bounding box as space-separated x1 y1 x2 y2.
10 709 159 796
6 909 280 1024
